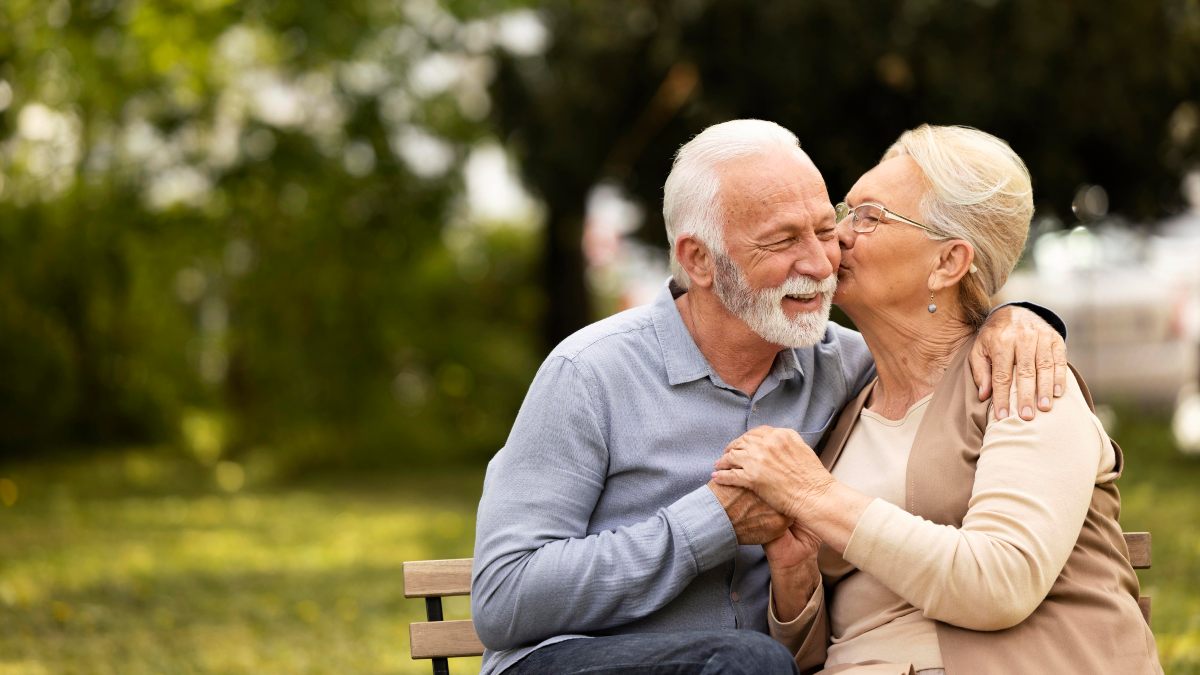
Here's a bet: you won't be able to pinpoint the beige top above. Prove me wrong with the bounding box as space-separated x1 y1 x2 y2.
771 371 1118 671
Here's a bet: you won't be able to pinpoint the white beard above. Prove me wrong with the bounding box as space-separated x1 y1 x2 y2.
712 252 836 348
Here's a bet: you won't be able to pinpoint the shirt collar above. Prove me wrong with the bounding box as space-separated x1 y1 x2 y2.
651 279 805 387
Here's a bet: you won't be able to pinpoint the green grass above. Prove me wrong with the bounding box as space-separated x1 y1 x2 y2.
0 453 484 674
1 408 1198 674
1111 407 1200 673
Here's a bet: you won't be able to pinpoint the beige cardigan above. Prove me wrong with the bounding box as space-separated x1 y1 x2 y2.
785 339 1160 674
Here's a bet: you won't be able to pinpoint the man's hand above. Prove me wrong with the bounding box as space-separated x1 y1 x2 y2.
707 480 790 545
972 305 1067 420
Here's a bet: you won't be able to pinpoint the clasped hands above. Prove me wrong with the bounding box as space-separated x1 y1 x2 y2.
707 427 828 546
708 427 838 569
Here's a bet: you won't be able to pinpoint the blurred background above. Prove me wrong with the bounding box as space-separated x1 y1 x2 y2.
1 1 1198 672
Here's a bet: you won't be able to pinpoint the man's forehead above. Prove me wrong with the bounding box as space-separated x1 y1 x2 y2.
719 150 828 199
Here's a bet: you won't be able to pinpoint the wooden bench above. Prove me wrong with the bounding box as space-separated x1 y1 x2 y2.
403 532 1152 674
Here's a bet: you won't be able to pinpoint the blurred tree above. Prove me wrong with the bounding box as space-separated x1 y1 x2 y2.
0 0 543 466
490 0 1200 347
2 0 1198 466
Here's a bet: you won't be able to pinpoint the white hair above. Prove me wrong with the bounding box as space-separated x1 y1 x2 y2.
663 119 803 288
883 125 1034 327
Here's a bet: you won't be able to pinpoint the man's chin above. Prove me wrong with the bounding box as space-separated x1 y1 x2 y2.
754 320 828 349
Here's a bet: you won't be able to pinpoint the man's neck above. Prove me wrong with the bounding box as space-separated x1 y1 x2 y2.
675 291 781 397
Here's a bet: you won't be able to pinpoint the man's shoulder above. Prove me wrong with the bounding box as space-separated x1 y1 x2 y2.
549 303 659 365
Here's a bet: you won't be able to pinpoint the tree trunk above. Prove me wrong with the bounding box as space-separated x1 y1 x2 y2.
540 203 591 354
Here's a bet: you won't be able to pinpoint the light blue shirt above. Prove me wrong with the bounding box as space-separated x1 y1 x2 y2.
472 281 875 675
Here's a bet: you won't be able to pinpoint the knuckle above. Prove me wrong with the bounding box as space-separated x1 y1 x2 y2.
992 370 1013 385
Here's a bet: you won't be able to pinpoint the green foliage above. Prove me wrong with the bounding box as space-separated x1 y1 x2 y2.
0 0 542 467
491 0 1200 337
3 0 1199 468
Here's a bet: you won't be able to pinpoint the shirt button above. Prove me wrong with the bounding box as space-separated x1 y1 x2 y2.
730 591 740 602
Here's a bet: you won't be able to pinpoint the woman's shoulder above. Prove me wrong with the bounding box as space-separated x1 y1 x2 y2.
983 365 1117 476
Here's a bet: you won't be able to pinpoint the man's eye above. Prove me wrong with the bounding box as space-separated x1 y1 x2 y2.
817 229 837 240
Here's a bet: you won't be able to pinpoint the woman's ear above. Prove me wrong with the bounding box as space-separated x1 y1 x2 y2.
928 239 976 292
676 235 715 289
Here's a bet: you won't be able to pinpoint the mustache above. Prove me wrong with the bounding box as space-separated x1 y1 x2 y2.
773 274 838 296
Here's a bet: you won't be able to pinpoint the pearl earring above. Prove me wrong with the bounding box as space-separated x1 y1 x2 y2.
927 290 937 314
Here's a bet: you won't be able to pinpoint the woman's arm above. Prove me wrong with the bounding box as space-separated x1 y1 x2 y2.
714 370 1111 631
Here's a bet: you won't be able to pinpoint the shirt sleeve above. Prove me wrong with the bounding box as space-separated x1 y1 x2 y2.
840 370 1113 631
470 354 738 650
993 301 1067 340
768 581 830 671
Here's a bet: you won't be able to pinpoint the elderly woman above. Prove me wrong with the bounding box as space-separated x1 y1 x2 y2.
712 125 1162 675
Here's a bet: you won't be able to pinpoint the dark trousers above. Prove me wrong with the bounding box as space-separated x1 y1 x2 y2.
505 629 800 675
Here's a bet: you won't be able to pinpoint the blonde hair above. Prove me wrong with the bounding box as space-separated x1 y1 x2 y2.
883 125 1033 327
663 120 802 288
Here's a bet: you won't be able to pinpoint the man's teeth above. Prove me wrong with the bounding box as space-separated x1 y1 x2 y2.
786 293 816 300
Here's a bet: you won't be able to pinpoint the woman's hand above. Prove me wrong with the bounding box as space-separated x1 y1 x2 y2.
764 522 823 623
763 521 822 569
712 426 835 520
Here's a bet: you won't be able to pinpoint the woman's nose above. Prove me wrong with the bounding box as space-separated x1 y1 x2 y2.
836 217 857 250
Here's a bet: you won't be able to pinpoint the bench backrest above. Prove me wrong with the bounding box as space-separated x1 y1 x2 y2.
404 532 1152 673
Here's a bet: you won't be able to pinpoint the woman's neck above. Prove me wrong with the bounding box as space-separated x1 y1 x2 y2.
850 304 974 420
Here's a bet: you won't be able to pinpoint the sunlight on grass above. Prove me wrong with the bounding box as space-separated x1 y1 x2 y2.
1 411 1198 674
0 452 482 674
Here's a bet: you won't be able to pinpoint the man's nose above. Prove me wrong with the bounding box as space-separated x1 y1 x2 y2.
791 237 834 279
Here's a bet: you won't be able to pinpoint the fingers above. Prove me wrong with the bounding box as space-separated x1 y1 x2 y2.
1036 332 1055 411
968 341 993 401
1052 337 1068 398
714 453 736 471
710 468 749 489
723 426 770 454
989 340 1015 420
1014 330 1039 420
715 447 753 473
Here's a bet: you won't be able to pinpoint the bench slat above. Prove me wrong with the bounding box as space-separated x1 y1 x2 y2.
410 620 485 659
403 531 1152 662
1124 532 1151 570
404 559 473 598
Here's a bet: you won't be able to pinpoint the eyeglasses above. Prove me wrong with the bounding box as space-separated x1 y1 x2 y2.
835 201 979 273
835 201 946 239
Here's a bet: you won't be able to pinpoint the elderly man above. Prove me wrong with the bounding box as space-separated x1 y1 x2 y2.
471 120 1066 675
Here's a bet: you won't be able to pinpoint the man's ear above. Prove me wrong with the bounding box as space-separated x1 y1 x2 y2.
928 239 976 291
676 235 715 290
